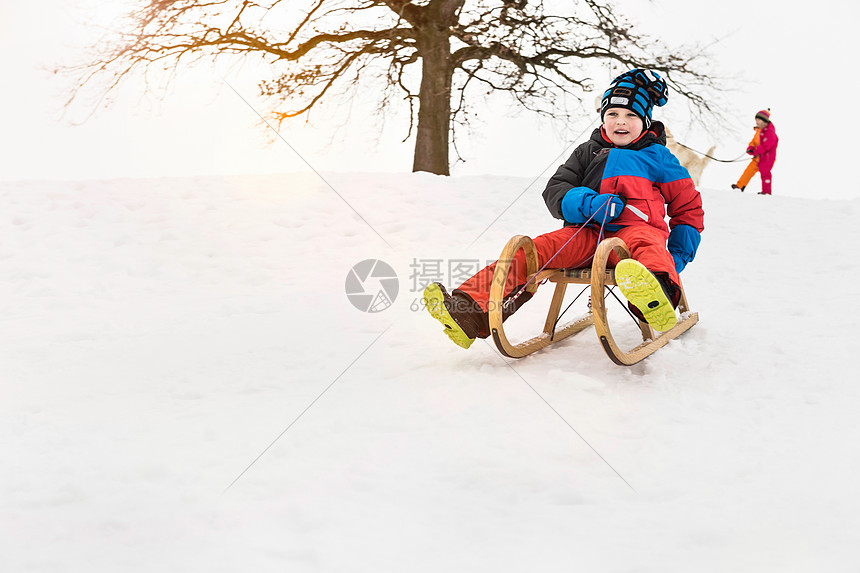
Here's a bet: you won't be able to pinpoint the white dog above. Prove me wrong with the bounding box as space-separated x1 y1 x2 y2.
664 127 714 187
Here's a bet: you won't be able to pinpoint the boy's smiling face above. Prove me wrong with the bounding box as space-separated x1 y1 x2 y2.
603 107 644 147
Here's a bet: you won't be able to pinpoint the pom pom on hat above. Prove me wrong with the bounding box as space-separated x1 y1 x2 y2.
755 109 772 123
600 69 669 128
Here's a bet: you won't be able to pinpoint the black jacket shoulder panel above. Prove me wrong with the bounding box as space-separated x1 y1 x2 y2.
542 129 610 220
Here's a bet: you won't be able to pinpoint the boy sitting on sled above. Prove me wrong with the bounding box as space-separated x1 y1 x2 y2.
424 69 704 349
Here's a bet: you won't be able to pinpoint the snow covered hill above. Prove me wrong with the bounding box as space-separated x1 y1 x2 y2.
2 172 859 571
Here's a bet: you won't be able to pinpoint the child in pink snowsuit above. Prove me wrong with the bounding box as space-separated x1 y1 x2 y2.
747 109 779 195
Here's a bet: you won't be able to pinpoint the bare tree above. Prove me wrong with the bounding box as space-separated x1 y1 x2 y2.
64 0 722 175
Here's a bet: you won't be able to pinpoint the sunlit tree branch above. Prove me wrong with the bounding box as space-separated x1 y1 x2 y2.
62 0 726 175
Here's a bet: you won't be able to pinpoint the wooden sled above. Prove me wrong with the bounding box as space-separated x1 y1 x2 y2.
488 235 698 366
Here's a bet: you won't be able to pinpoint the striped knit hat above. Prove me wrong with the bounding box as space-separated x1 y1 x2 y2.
600 69 669 128
755 109 771 123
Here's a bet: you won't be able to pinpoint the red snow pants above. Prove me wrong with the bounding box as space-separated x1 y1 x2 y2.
457 224 680 313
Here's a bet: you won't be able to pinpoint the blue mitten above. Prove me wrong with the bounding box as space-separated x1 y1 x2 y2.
667 224 701 273
561 187 625 225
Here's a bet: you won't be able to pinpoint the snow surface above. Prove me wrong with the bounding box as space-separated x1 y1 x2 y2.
2 172 859 571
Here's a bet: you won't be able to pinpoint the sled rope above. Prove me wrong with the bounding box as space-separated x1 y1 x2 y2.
551 281 640 340
604 283 644 326
550 285 590 340
503 203 612 310
505 196 657 332
673 140 747 163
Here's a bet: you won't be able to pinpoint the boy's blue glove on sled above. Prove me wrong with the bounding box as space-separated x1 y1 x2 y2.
667 224 701 273
561 187 625 225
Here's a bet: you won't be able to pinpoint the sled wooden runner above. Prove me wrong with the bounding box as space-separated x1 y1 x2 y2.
488 235 699 366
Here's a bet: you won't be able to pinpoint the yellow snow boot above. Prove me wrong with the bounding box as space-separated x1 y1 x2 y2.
613 259 678 332
423 282 475 349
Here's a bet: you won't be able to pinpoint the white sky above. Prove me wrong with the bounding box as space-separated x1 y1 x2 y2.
2 0 858 199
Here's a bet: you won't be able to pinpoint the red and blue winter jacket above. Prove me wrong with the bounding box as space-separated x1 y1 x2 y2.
542 121 704 238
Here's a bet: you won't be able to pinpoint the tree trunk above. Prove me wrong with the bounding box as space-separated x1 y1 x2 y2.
412 29 452 176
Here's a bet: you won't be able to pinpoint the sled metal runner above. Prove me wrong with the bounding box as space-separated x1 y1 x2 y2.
488 236 698 366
